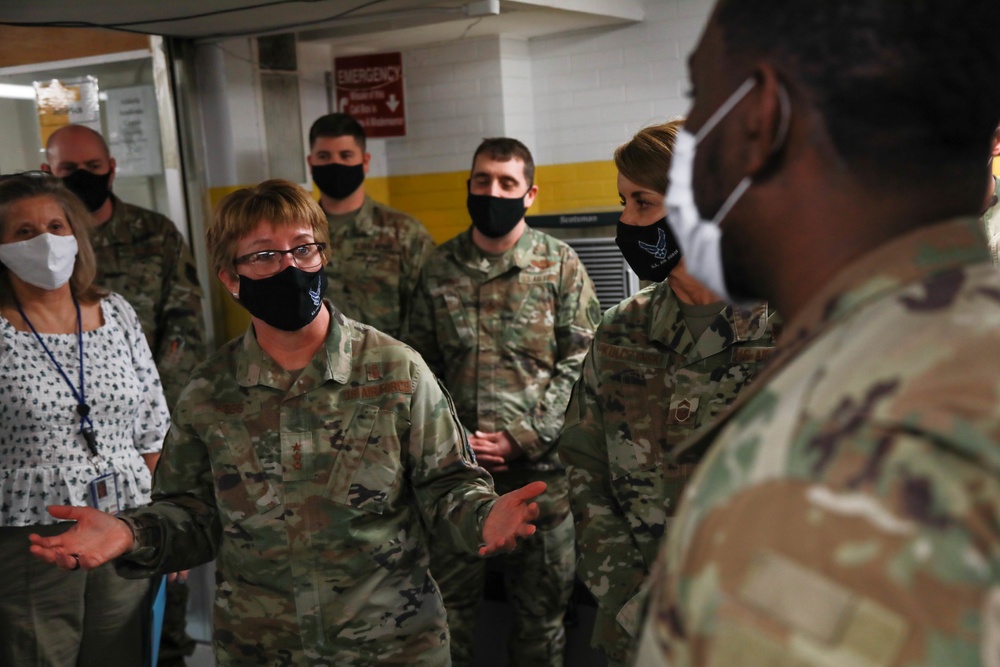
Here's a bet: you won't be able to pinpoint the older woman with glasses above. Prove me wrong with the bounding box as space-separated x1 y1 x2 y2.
0 172 167 666
30 178 547 666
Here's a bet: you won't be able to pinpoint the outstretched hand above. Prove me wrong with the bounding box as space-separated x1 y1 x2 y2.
480 480 546 556
28 505 134 571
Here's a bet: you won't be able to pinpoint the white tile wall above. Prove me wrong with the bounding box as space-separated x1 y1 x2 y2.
531 0 713 166
202 0 715 187
381 35 508 175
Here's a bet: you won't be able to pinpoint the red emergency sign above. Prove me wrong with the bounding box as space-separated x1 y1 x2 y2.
334 52 406 138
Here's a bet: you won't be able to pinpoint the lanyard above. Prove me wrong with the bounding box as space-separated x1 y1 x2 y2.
15 296 99 457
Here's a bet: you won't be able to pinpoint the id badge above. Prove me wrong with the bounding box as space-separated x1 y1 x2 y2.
88 472 121 514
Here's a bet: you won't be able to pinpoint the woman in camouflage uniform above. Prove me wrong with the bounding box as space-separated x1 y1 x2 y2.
558 121 779 667
29 179 546 667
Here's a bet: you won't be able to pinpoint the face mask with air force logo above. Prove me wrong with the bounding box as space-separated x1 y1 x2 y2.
237 265 327 331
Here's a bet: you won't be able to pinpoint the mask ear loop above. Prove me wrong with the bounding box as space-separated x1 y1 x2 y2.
694 77 757 143
771 83 792 156
709 83 793 226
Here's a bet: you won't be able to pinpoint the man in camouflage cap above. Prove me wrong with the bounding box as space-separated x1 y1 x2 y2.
633 1 1000 666
44 123 205 666
307 113 434 339
405 137 601 666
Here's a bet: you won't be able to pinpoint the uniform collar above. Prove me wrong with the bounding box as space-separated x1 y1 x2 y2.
96 194 132 243
452 225 538 274
783 216 989 346
325 195 377 236
237 300 353 392
649 280 770 360
671 216 990 465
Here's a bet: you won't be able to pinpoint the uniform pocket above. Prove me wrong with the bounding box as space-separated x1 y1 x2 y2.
209 418 282 523
430 286 477 351
108 246 163 333
506 280 557 362
614 367 674 471
326 403 402 514
342 248 403 331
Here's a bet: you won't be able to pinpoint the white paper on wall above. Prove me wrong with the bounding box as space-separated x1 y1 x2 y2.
106 85 163 177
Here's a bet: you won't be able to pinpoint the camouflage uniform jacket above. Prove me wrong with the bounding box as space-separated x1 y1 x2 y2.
116 303 498 666
404 226 601 471
981 174 1000 265
90 195 205 408
324 195 435 339
559 280 776 662
634 217 1000 667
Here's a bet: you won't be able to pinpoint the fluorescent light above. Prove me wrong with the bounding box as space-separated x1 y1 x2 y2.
0 83 35 100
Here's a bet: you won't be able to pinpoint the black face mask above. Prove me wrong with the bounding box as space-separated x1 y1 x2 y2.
62 169 112 212
467 187 527 239
311 162 365 201
616 217 683 282
238 266 327 331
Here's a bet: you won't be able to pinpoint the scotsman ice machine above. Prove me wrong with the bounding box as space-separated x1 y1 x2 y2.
526 211 640 313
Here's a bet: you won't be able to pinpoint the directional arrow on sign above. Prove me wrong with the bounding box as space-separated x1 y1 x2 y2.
386 94 400 112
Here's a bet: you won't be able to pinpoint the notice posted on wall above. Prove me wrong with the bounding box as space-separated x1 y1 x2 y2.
334 52 406 138
106 85 163 177
34 76 101 146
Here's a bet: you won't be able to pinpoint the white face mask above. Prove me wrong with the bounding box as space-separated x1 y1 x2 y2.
665 77 790 303
0 233 79 290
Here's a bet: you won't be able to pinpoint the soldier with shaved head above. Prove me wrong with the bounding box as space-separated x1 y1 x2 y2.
44 125 204 411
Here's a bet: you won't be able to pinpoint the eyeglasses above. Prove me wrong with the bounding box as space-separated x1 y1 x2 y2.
234 242 327 277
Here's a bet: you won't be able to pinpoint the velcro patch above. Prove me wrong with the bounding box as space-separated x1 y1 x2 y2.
733 347 775 363
518 271 557 284
354 241 399 253
668 397 699 424
740 551 853 644
342 380 414 401
738 551 908 666
598 342 666 368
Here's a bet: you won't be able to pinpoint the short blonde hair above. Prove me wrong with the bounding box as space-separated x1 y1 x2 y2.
208 179 331 279
613 119 684 195
0 172 106 307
